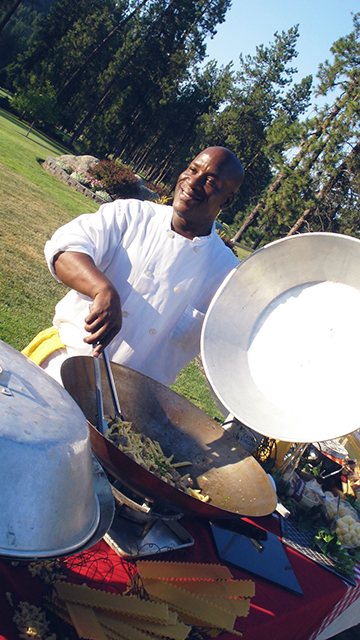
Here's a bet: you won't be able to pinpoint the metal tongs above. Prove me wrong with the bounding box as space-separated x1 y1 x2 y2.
93 346 124 435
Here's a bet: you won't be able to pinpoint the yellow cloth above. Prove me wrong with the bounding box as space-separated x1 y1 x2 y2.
21 327 66 366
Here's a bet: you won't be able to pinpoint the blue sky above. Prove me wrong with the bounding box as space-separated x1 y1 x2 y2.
204 0 358 110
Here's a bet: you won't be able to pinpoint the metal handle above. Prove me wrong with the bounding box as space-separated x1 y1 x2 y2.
111 484 151 514
102 348 124 421
93 353 108 435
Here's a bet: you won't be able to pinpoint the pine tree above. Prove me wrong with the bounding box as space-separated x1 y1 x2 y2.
192 26 312 229
232 13 360 247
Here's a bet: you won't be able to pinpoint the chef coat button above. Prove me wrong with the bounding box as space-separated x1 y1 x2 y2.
194 246 200 253
174 286 180 293
149 328 156 335
167 230 175 238
145 270 153 277
122 310 129 318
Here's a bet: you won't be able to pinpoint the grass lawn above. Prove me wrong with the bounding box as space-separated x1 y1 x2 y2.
234 242 252 261
0 109 96 349
0 108 224 417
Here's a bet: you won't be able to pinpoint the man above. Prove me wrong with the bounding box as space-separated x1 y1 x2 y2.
31 147 244 386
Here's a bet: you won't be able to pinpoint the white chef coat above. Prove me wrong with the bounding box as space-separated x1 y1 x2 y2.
44 199 238 386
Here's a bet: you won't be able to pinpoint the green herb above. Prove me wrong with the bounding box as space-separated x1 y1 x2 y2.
313 527 357 579
345 495 360 514
299 460 323 478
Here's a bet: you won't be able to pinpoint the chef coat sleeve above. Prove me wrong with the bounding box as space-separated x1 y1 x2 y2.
44 201 128 280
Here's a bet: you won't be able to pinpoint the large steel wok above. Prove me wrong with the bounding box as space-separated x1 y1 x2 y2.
61 356 277 519
201 232 360 443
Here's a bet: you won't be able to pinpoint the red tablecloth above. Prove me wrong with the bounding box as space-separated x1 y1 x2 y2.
1 514 360 640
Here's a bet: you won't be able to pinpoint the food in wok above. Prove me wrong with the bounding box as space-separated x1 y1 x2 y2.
105 416 209 501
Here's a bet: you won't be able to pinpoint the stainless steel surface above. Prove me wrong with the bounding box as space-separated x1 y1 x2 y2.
201 233 360 443
67 455 115 558
0 340 112 559
93 352 108 435
105 514 194 558
0 456 115 560
110 480 183 523
103 348 123 420
61 356 277 518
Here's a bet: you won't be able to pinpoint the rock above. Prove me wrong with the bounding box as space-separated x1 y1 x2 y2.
58 154 100 173
138 183 159 202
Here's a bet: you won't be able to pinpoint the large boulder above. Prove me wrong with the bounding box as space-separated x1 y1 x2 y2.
58 154 100 173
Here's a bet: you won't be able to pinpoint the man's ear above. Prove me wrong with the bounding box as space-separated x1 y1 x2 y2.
221 192 235 210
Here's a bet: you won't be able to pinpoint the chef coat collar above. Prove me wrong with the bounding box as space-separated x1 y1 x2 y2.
168 216 216 244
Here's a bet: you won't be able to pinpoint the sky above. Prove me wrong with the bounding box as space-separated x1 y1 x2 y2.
204 0 358 112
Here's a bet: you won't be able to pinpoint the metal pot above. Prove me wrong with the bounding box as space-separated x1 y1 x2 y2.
0 340 114 559
61 356 277 519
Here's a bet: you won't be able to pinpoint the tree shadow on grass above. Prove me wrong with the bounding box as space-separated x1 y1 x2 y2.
0 107 71 153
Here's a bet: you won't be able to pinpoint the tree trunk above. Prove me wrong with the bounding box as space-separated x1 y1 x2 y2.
251 223 270 250
70 0 209 145
0 0 22 34
287 139 360 235
231 80 359 243
25 119 37 137
56 0 151 104
70 78 117 143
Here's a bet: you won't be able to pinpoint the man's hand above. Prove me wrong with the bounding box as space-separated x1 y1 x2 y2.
84 286 122 356
53 251 122 355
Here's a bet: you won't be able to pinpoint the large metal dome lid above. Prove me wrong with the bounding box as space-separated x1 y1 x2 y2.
201 233 360 443
0 339 88 441
0 340 114 559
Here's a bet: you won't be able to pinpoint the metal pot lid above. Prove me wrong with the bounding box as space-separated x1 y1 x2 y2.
0 340 114 558
201 233 360 443
0 339 89 439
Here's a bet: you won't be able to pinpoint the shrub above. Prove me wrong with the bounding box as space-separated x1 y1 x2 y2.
0 96 11 110
146 180 172 201
56 159 75 174
89 160 139 199
95 190 112 202
70 171 91 186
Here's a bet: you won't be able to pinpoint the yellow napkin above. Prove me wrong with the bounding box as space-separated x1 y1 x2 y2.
21 327 66 365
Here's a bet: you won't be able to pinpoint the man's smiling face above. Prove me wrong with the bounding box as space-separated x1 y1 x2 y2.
172 147 243 239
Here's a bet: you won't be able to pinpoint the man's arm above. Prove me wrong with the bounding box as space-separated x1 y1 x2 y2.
53 251 122 356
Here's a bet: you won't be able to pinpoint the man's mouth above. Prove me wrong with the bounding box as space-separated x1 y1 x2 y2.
179 187 201 202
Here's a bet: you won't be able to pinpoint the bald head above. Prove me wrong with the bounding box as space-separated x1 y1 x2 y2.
198 147 245 192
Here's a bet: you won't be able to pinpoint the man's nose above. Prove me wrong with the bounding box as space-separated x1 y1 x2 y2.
187 172 203 189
